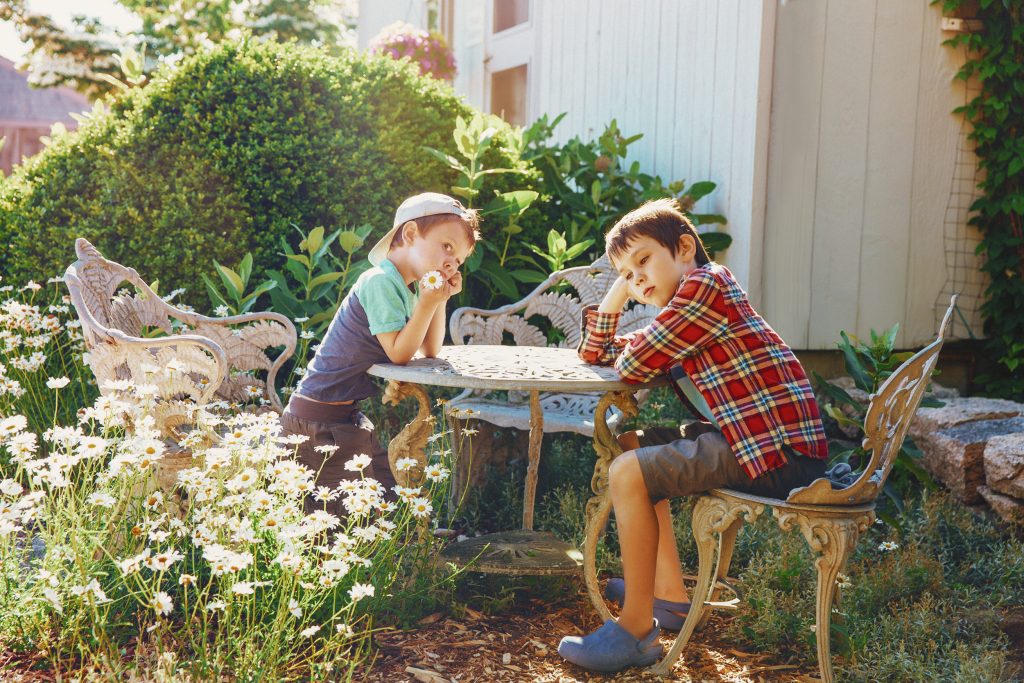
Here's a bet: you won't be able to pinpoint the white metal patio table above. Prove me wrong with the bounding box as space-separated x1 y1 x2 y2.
368 345 666 611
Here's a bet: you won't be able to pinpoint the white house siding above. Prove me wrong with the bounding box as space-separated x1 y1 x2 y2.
358 0 985 349
525 0 776 309
762 0 985 348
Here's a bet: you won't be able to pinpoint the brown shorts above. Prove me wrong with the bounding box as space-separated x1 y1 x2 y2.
634 421 827 501
280 394 397 516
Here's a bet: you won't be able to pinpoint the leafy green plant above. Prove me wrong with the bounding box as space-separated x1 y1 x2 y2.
523 114 733 261
265 224 374 333
201 253 277 316
424 112 545 305
814 324 940 522
937 0 1024 400
527 229 595 274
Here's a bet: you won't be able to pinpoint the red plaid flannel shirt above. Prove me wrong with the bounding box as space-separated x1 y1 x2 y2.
579 263 827 479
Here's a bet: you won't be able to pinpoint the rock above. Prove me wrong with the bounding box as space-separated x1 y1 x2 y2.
984 433 1024 499
978 486 1024 526
915 417 1024 504
911 397 1022 438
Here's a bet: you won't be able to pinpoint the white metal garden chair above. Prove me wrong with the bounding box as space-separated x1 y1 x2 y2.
64 238 297 447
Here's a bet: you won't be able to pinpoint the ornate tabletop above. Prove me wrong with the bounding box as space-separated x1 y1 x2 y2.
367 344 667 392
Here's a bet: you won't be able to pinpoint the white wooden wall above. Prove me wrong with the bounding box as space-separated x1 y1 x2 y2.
524 0 775 310
357 0 986 349
761 0 984 348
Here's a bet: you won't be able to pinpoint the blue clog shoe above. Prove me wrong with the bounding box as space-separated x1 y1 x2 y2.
605 578 691 631
557 619 662 673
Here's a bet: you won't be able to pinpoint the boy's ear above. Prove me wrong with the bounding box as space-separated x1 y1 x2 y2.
401 220 419 243
678 233 696 261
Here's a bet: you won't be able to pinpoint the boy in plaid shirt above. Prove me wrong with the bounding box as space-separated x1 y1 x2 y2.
558 199 828 673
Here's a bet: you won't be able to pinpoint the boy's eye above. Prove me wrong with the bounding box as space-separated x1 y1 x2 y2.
624 273 633 281
640 256 648 265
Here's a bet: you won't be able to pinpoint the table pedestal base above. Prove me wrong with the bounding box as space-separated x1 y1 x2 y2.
440 530 583 575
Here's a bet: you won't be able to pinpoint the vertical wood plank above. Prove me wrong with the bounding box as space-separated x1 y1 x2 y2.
654 1 680 173
806 0 876 348
760 0 829 347
856 0 924 345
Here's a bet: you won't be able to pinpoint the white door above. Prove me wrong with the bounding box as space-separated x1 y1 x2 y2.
483 0 535 126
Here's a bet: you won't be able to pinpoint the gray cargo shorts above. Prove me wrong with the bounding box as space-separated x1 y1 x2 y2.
633 421 827 501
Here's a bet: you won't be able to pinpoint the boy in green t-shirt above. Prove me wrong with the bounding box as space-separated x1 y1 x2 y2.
280 193 479 517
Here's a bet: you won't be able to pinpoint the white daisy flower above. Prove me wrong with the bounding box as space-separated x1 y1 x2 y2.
300 624 321 637
878 541 899 552
214 305 230 317
348 583 375 602
0 479 23 496
409 497 433 518
152 591 173 616
394 457 418 472
344 454 372 472
419 270 445 290
46 376 71 389
424 464 449 483
87 491 116 508
288 599 302 618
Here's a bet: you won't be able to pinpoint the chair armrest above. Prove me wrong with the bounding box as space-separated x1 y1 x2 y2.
182 312 297 412
88 329 228 406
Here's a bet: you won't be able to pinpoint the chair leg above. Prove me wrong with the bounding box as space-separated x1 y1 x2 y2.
776 511 873 683
650 495 764 677
696 513 745 629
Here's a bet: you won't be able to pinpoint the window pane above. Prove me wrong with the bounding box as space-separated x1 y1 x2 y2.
493 0 529 33
490 64 528 126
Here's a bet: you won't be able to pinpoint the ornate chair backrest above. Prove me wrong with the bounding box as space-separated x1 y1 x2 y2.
450 255 658 349
64 239 295 419
787 296 957 506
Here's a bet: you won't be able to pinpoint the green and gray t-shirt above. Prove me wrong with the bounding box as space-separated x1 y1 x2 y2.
294 259 417 403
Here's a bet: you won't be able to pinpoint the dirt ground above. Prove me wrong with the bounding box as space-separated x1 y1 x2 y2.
362 596 822 683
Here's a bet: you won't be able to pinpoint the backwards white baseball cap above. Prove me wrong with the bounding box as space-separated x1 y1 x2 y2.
367 192 471 266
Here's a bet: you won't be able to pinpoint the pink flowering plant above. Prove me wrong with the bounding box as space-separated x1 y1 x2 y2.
368 21 456 81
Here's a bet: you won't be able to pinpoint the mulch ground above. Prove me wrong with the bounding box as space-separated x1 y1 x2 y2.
362 595 821 683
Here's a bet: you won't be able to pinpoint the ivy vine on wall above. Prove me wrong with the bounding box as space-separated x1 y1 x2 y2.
938 0 1024 399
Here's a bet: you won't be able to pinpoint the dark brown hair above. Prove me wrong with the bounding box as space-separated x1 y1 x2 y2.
390 210 482 250
605 198 711 266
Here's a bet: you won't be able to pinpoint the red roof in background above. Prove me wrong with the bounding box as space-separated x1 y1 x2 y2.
0 56 90 126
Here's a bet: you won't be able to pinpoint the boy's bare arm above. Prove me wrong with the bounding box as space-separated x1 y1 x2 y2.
419 271 462 357
598 275 631 314
379 272 462 363
420 302 447 357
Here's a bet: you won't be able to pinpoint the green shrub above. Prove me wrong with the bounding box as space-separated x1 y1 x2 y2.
0 39 529 300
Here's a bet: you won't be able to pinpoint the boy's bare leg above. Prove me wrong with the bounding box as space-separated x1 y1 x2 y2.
654 499 690 603
609 452 659 639
617 432 689 604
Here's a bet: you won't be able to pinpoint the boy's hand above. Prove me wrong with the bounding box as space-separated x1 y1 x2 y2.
421 271 462 304
598 275 632 313
446 271 463 298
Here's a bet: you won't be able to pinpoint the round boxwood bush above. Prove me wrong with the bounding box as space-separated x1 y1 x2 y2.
0 39 533 298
